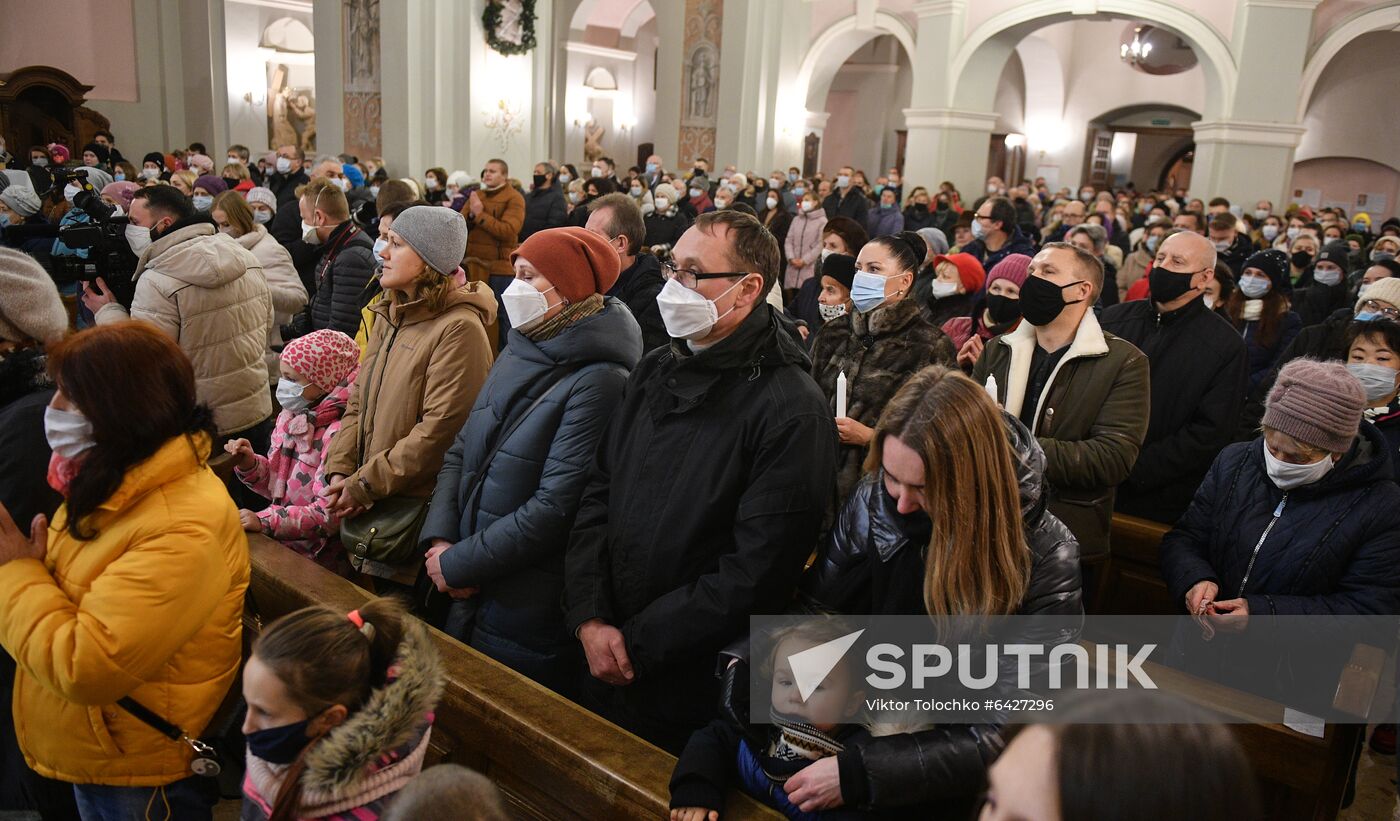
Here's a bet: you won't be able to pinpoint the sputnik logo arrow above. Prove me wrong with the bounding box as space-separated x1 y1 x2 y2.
788 629 865 702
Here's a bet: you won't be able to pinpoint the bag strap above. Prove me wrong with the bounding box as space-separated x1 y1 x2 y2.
464 365 584 532
117 697 187 742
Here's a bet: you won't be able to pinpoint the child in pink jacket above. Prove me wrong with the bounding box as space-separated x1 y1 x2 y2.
227 329 360 572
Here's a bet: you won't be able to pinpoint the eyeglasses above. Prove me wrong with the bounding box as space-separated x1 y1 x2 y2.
1359 300 1400 320
974 213 994 221
661 260 753 290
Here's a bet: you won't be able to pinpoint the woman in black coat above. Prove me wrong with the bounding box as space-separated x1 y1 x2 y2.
420 227 642 695
1162 358 1400 621
713 366 1082 817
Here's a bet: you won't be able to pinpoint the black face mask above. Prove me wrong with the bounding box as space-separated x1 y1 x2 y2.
1148 266 1199 304
986 293 1022 324
1019 275 1085 326
222 177 240 190
936 200 949 211
913 203 929 215
532 174 547 188
1291 251 1314 270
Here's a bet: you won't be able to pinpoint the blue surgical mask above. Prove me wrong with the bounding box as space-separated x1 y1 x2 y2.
114 171 126 182
851 271 899 313
1356 312 1381 322
1347 363 1399 405
788 172 798 182
1145 236 1160 254
793 186 806 197
192 194 213 211
246 718 312 765
971 218 987 240
645 162 658 175
276 378 312 412
0 212 9 228
1238 275 1271 299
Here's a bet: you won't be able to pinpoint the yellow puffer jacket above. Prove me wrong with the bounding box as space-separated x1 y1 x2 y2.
0 433 249 786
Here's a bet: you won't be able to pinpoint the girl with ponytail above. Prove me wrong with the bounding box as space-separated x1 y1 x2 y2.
808 229 957 509
241 597 444 820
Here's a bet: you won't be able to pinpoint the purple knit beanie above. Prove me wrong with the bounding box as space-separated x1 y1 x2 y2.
987 253 1032 289
1262 359 1365 453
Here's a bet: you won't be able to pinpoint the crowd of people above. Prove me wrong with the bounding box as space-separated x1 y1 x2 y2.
2 128 1400 820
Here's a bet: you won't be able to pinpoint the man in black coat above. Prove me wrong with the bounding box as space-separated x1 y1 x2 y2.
1208 212 1255 276
585 193 670 352
565 210 837 754
520 162 567 241
285 178 377 339
822 165 869 224
1100 231 1248 525
964 196 1037 272
266 144 310 210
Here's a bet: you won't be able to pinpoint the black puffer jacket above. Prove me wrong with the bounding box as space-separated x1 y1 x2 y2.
607 252 668 353
304 222 378 337
798 415 1082 812
1161 423 1400 616
520 186 566 241
1240 307 1355 436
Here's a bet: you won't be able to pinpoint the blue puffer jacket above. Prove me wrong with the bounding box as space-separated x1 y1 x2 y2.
420 297 642 685
1160 421 1400 616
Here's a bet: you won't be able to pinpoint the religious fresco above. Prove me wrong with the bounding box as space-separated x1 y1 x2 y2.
678 0 721 166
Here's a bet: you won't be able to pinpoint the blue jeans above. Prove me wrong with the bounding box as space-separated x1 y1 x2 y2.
73 776 213 821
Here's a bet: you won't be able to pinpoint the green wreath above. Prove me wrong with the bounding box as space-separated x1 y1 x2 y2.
483 0 537 56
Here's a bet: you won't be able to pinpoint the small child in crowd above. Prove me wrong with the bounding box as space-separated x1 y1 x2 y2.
227 328 360 571
670 622 870 821
379 763 510 821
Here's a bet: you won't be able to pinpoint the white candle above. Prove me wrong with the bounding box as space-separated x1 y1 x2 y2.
985 374 999 404
836 371 847 419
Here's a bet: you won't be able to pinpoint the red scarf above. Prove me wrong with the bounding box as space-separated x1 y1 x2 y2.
47 451 83 498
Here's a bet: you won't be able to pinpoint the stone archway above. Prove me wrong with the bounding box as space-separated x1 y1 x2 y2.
793 10 916 116
1297 4 1400 120
949 0 1236 121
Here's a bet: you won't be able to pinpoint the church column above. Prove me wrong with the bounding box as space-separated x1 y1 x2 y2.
902 0 996 199
652 2 685 165
1189 0 1319 208
312 0 345 155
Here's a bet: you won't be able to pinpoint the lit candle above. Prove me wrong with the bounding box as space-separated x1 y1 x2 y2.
836 371 847 419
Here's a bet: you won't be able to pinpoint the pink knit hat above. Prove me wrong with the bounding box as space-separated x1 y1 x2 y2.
101 181 139 210
987 253 1032 289
1263 359 1364 453
280 329 360 393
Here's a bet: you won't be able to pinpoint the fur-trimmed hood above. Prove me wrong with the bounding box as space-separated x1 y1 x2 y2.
243 617 445 819
301 617 444 793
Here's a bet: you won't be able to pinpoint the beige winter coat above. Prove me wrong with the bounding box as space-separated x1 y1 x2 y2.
236 224 308 382
96 223 274 435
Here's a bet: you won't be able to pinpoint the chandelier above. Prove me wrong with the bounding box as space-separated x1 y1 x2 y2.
1120 26 1153 66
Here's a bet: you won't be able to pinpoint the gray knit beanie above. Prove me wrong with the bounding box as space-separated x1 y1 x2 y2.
0 183 41 218
391 205 467 276
1262 359 1364 453
0 247 67 344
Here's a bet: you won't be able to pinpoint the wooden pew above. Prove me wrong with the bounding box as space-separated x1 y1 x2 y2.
1098 514 1385 820
245 535 782 821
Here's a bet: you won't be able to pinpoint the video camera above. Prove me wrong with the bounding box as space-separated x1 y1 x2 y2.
4 167 141 306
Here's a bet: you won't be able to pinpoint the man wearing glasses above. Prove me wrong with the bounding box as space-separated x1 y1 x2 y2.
565 210 837 754
1100 230 1249 526
965 196 1036 272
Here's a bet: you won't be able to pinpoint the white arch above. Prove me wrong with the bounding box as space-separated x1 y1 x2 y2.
1014 35 1065 124
1297 3 1400 120
950 0 1237 121
620 0 655 40
793 10 917 113
569 0 598 32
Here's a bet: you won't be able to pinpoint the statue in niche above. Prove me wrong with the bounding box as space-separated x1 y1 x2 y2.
268 63 317 151
346 0 380 86
584 122 607 163
687 48 717 121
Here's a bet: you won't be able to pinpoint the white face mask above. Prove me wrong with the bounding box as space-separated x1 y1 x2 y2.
63 184 80 204
656 276 749 340
192 194 213 211
689 187 703 199
372 237 388 258
931 280 959 299
331 177 350 192
502 278 557 332
558 173 571 184
1263 440 1335 490
301 219 323 245
126 223 153 254
630 186 643 197
227 156 242 166
568 192 581 204
253 209 273 225
1254 209 1270 221
140 167 161 180
1313 266 1343 287
275 156 292 174
656 197 670 211
766 196 779 210
425 178 440 190
369 185 381 198
1203 295 1216 309
1286 226 1301 241
276 378 312 412
32 157 49 168
714 199 730 210
45 406 95 459
818 302 848 321
820 247 834 260
592 167 604 178
1261 224 1279 241
1347 363 1400 405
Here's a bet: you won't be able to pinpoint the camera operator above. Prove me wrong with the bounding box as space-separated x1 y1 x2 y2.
51 166 113 261
82 185 277 451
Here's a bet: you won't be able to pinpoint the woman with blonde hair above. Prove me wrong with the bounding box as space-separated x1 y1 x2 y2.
169 169 197 197
741 365 1082 817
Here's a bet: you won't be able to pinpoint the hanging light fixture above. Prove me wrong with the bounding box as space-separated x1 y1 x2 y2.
1120 26 1154 67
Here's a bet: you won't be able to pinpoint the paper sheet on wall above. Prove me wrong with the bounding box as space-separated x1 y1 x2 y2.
1292 188 1322 209
1357 193 1388 215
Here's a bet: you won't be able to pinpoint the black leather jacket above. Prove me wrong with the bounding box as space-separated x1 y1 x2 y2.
726 415 1083 812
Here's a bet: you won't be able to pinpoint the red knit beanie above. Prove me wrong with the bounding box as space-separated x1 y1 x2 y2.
512 226 621 302
933 252 987 293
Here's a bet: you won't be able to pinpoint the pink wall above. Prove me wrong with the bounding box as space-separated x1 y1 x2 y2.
821 89 859 173
1291 157 1399 221
0 0 137 101
1311 0 1376 48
